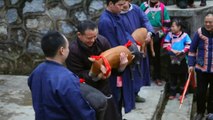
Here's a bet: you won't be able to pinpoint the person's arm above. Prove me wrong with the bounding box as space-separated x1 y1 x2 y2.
163 33 172 51
57 74 96 120
183 34 192 53
162 7 171 28
139 2 147 12
138 6 154 33
66 50 93 82
188 32 199 72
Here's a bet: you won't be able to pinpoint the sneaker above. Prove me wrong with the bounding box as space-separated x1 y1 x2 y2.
169 95 176 100
135 95 146 103
155 79 163 86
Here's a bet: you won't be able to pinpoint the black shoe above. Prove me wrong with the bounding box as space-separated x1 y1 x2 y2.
200 0 206 6
200 2 206 6
135 95 145 103
193 113 204 120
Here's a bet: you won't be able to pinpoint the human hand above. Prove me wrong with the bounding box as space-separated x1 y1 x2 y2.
188 66 194 73
118 52 128 72
176 51 183 56
171 49 178 55
145 33 152 44
171 49 182 56
120 52 128 65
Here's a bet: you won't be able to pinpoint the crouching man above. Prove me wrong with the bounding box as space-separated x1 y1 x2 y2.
66 20 122 120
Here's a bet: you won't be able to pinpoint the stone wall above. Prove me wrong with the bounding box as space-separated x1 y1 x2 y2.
166 1 213 37
1 0 212 75
0 0 105 74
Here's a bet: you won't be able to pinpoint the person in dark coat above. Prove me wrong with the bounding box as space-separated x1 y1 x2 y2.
28 31 96 120
65 20 121 120
98 0 136 116
188 12 213 120
121 0 154 103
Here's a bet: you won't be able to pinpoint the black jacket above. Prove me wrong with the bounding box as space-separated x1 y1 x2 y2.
66 35 111 94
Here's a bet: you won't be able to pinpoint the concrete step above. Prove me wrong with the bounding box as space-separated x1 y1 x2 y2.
123 83 166 120
162 94 193 120
123 83 194 120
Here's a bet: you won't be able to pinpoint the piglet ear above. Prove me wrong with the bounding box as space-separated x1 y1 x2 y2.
88 57 95 62
100 64 107 74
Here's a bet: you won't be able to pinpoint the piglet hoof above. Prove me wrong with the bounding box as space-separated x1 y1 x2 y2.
120 52 128 65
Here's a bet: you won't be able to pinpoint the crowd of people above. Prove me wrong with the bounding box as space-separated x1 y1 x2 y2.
27 0 212 120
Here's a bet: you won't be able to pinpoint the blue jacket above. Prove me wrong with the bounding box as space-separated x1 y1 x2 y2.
99 9 135 113
28 60 96 120
188 27 213 73
121 4 154 34
120 4 154 91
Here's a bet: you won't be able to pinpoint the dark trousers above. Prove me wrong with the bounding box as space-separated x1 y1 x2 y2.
80 83 121 120
169 59 188 96
169 73 187 96
80 83 107 120
117 87 123 120
148 35 161 80
196 71 213 114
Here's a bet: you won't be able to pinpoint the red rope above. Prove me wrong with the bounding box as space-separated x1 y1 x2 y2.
79 78 85 83
124 40 132 47
90 55 111 77
135 40 142 46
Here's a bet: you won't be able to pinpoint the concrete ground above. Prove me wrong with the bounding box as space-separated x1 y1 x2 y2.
162 94 193 120
123 83 166 120
0 75 194 120
0 75 34 120
123 83 194 120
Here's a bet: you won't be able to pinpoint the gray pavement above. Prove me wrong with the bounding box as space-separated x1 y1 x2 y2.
0 75 34 120
162 94 193 120
123 83 166 120
0 75 194 120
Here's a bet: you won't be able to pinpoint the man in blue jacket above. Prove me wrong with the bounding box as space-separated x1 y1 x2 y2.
98 0 135 117
28 31 96 120
188 12 213 120
121 0 154 102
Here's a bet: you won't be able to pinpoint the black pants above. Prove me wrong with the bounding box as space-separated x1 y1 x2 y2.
80 83 108 120
148 35 161 80
169 73 187 96
80 83 121 120
196 71 213 114
116 87 123 120
169 59 188 96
